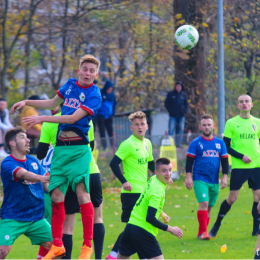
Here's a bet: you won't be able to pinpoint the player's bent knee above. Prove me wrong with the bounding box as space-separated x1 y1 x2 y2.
199 201 209 210
0 246 11 259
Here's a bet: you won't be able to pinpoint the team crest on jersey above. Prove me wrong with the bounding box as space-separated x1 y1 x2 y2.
215 143 221 149
31 162 38 170
252 124 256 131
79 92 85 102
145 146 149 152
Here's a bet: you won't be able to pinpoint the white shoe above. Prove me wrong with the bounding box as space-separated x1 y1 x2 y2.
0 150 9 158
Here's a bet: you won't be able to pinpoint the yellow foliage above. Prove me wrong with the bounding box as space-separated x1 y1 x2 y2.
202 23 209 28
178 19 185 25
106 62 113 68
175 13 182 19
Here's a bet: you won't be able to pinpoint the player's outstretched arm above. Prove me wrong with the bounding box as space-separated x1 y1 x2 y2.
15 168 50 183
22 107 89 127
167 226 183 239
11 95 63 114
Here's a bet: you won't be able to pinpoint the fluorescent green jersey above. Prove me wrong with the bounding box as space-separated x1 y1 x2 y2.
39 113 60 148
129 175 166 237
115 135 154 193
39 113 99 173
224 115 260 169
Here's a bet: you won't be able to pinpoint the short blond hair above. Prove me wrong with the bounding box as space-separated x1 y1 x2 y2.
79 54 101 71
128 111 146 122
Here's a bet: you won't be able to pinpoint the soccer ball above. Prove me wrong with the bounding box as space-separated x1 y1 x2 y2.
174 25 199 50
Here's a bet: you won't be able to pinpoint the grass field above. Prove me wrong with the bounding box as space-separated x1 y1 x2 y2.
3 174 257 259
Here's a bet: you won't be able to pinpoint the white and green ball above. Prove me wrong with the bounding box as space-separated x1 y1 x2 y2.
174 25 199 50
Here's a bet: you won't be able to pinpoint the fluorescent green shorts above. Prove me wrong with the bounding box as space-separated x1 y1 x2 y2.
0 218 52 246
193 180 219 207
49 145 92 195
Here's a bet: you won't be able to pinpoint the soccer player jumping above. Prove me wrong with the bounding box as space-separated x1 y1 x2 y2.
185 114 229 240
11 55 102 259
209 94 260 238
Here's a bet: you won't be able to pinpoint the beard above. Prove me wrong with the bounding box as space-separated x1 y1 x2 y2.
202 130 212 137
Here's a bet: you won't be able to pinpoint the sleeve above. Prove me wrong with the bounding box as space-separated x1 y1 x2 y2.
185 156 195 173
36 142 50 160
148 161 155 173
146 206 168 231
221 157 229 175
115 141 131 161
148 190 163 210
221 140 228 159
109 155 127 184
223 137 244 159
56 80 71 99
187 140 196 158
1 160 22 182
148 141 154 162
80 89 102 117
88 121 94 142
223 120 232 139
39 123 51 144
164 93 170 113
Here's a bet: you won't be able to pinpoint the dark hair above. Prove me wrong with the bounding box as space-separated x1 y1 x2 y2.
0 98 6 102
155 158 171 171
28 95 40 100
5 126 26 151
201 114 213 122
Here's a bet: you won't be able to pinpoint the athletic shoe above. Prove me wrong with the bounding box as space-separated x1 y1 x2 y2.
42 244 66 259
105 253 117 260
79 245 93 259
209 224 220 238
197 231 211 240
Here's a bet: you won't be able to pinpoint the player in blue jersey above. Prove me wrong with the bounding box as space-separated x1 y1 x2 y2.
185 114 229 240
0 127 52 259
11 55 102 260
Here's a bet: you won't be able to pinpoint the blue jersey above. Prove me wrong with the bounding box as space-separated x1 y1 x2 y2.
57 78 101 143
0 155 48 221
187 136 228 184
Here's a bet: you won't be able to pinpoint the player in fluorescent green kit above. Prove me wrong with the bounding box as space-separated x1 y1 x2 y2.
36 112 104 259
106 111 157 259
117 158 183 259
209 94 260 238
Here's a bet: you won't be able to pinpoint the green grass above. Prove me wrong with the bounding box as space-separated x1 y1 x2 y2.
3 174 258 259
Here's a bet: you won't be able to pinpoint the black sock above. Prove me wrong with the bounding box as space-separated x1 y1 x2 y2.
62 234 73 259
111 232 124 253
255 249 260 259
93 223 105 259
215 200 231 227
252 202 260 232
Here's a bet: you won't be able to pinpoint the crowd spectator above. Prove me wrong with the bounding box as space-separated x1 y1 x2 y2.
0 98 13 157
164 81 188 148
97 80 117 150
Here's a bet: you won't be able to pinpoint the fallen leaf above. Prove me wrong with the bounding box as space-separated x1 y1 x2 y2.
220 244 227 253
246 211 250 214
115 212 118 215
174 205 181 208
109 224 114 228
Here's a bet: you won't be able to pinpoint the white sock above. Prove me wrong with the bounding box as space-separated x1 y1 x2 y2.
110 251 118 258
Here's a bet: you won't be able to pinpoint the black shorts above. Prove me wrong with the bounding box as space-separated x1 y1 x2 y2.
121 193 141 223
119 224 162 259
64 173 103 214
230 168 260 190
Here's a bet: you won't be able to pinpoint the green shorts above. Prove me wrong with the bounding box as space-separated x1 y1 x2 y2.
0 218 52 246
44 193 52 225
193 180 219 207
49 144 92 195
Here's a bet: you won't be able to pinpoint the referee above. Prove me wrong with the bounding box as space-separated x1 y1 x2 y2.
209 94 260 238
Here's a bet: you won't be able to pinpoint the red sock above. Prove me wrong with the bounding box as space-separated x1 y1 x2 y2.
51 201 65 247
80 202 94 248
197 210 208 236
37 246 49 259
207 217 210 226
